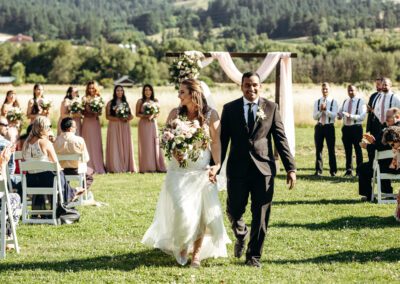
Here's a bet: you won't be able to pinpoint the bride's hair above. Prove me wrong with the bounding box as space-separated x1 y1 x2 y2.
179 79 209 125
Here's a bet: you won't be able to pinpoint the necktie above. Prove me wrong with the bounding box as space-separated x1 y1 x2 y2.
320 100 326 125
380 94 386 123
346 99 353 125
247 103 255 131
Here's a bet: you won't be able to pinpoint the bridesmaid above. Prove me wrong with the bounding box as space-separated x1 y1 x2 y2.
57 86 82 136
81 81 106 174
26 84 49 124
105 85 136 173
1 90 21 143
136 84 166 173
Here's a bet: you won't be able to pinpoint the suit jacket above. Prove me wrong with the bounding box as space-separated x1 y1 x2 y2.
366 91 382 137
220 97 296 178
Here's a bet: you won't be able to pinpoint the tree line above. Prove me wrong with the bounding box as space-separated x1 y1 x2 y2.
0 0 399 42
2 31 400 86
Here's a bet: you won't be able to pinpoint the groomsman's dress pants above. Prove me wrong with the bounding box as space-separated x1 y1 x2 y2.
314 123 337 174
227 160 274 261
342 124 363 174
358 159 394 198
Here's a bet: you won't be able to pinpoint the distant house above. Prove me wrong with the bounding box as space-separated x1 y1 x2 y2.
7 34 33 43
118 43 136 53
0 76 15 85
114 76 135 88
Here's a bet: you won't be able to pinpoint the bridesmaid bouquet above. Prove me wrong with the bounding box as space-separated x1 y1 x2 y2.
114 102 130 119
89 97 105 113
160 117 211 168
69 98 85 114
6 107 23 122
143 101 160 115
39 98 52 110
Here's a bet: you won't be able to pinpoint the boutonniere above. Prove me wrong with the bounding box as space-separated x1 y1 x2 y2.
256 107 266 121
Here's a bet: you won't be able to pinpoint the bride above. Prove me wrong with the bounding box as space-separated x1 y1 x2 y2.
141 79 230 268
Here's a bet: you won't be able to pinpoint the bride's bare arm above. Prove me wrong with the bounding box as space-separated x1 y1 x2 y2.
209 109 221 182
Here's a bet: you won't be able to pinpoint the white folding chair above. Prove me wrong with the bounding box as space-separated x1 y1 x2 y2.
7 150 23 194
0 172 20 259
57 153 93 207
372 150 399 204
20 161 63 225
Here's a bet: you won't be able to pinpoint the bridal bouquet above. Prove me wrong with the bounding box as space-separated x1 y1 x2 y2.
69 98 85 114
114 102 130 119
169 53 203 89
6 107 22 122
39 98 52 110
143 101 160 115
89 97 104 113
160 117 211 168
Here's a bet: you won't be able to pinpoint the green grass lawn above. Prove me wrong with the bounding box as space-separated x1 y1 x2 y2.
1 127 400 283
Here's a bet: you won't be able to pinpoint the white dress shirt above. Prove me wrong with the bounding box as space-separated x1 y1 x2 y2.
374 91 400 123
243 97 259 124
313 96 338 124
338 97 367 125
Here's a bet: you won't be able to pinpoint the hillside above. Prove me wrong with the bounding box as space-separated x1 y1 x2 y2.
0 0 399 42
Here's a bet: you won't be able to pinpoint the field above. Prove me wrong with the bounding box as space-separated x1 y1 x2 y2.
0 127 400 283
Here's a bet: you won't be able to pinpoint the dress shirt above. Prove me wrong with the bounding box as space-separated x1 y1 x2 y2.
313 96 338 124
53 132 90 169
374 91 400 123
338 97 367 125
243 97 260 124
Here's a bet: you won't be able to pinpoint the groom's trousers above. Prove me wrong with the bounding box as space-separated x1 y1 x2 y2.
226 160 274 261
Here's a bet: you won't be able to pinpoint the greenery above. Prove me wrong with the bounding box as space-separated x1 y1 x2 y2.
0 0 399 41
2 1 400 85
1 127 399 282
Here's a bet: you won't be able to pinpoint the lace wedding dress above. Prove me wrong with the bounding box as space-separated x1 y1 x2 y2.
141 118 230 265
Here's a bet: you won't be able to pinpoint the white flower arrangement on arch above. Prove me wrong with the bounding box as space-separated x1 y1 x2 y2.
169 53 203 89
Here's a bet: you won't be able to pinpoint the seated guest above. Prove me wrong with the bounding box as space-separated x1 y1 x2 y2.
14 124 32 175
0 116 21 196
53 117 93 190
358 108 400 201
382 126 400 169
0 145 21 248
22 116 84 211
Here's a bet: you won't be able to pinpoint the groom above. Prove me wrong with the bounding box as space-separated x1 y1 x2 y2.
220 72 296 268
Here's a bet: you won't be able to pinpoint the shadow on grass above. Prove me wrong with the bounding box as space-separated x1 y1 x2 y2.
274 199 360 206
269 247 400 264
272 216 398 230
0 249 179 271
276 173 356 183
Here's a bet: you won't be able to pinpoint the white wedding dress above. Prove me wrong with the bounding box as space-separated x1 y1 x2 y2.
141 138 231 265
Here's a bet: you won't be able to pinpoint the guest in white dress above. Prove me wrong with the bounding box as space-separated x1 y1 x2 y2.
141 79 230 268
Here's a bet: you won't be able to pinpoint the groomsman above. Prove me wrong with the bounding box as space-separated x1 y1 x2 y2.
338 85 366 177
373 78 400 127
313 82 338 176
366 77 383 163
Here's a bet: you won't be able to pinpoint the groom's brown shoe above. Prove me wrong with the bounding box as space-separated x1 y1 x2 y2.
234 239 245 258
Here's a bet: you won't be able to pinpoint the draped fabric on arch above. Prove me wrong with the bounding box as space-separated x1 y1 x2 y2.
189 51 295 156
